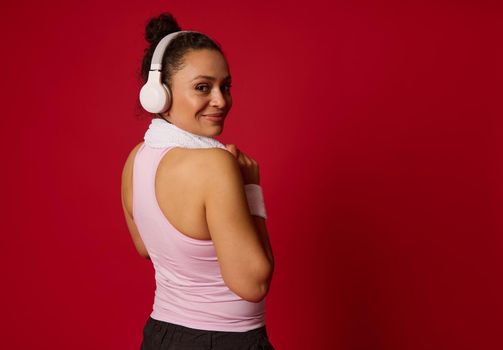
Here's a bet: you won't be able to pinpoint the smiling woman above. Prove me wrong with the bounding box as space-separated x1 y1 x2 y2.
121 11 275 350
161 48 233 135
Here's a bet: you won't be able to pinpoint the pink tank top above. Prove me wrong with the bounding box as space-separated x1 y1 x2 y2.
132 143 266 332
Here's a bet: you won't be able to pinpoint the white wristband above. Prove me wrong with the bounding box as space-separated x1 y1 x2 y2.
244 184 267 219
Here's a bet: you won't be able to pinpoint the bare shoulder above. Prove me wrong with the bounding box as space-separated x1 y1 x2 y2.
198 147 238 169
198 148 244 195
169 147 237 174
167 147 241 199
188 148 240 182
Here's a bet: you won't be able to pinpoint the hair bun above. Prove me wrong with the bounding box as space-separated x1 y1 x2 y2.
145 12 182 46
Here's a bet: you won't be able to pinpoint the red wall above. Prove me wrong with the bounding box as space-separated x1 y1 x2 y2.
1 1 501 349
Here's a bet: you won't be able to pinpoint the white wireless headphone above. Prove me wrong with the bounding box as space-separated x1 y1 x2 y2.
139 30 202 113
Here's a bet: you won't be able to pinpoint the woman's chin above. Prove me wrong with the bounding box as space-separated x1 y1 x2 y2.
201 121 224 136
209 125 224 137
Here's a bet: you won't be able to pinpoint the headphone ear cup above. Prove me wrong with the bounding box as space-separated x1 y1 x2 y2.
139 71 170 113
161 83 172 112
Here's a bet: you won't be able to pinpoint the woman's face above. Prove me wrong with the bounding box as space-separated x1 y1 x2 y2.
163 49 232 137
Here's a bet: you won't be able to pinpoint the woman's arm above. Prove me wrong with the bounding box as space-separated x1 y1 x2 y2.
121 143 150 259
250 215 274 295
203 148 274 303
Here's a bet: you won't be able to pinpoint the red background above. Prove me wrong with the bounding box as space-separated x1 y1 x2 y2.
1 1 502 349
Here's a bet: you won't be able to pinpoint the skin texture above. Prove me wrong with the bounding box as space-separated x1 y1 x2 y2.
121 48 273 301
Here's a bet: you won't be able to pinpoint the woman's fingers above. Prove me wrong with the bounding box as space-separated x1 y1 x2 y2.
224 143 240 158
224 144 260 184
238 151 249 165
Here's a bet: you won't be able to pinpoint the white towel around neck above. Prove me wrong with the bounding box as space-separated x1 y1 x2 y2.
144 118 226 150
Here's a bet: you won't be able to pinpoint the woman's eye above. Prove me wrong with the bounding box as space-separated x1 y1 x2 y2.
195 83 232 93
196 84 210 92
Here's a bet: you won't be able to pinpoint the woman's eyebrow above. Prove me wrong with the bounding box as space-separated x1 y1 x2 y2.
190 75 232 82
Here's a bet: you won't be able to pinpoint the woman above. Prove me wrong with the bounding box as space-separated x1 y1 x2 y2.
120 13 275 350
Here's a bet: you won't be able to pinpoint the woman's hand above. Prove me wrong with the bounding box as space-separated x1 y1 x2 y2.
224 144 260 185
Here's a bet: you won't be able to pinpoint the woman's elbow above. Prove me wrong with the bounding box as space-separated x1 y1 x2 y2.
234 266 274 302
237 282 271 303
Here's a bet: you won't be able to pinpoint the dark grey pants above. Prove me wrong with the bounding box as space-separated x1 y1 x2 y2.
140 316 275 350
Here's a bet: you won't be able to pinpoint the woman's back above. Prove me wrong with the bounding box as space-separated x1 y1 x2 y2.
122 142 212 243
124 142 266 332
145 142 211 241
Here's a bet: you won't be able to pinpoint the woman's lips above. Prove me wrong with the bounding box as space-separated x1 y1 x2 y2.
203 114 225 122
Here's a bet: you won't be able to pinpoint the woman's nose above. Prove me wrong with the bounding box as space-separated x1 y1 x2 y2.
209 89 227 108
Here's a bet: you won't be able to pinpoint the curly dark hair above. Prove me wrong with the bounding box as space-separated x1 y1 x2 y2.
137 12 226 119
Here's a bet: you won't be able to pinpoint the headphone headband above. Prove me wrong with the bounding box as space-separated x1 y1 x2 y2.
150 30 201 70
